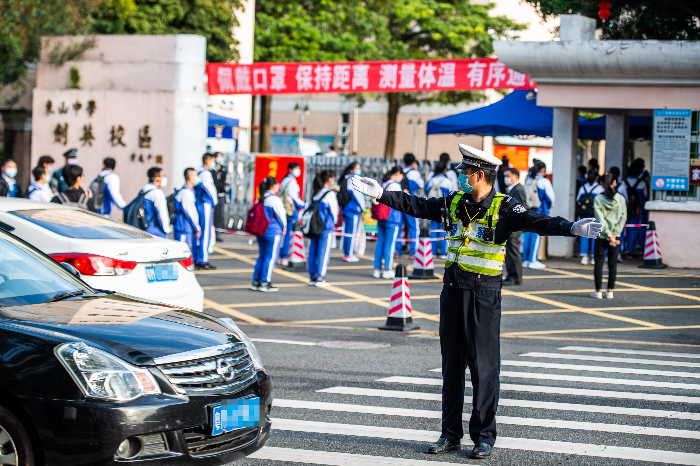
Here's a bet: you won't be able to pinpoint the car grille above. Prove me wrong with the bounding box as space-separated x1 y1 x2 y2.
154 343 257 395
182 425 259 457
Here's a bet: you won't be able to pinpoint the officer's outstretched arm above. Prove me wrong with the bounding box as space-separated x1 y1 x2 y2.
500 201 576 238
351 176 443 222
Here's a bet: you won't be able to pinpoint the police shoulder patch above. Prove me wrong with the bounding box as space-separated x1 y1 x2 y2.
513 204 526 214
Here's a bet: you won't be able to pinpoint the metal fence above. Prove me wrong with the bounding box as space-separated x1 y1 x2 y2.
221 153 412 231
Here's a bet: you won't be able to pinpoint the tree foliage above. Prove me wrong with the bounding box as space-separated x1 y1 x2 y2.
525 0 700 40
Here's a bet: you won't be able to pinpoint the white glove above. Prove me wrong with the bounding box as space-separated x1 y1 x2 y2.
571 217 603 238
351 176 383 199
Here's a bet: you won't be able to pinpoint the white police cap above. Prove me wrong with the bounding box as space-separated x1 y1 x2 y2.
455 144 502 170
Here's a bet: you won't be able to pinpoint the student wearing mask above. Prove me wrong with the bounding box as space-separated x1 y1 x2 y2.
36 155 56 192
340 162 365 262
503 168 527 286
53 148 78 193
252 176 287 292
0 160 21 198
576 169 604 265
426 153 459 192
617 158 649 256
142 167 172 238
278 162 305 266
591 173 627 299
400 153 424 258
308 170 338 286
195 153 218 270
26 167 53 202
51 164 92 210
174 168 201 253
94 157 127 216
521 160 554 269
373 167 404 279
425 162 452 259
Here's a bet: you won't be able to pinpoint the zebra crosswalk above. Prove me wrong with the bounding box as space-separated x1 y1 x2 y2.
245 345 700 465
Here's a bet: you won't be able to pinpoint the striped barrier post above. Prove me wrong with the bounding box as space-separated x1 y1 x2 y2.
639 221 667 269
409 227 435 279
286 222 308 271
379 264 419 332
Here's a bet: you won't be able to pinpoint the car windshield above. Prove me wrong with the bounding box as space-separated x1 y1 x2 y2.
10 209 152 239
0 233 92 306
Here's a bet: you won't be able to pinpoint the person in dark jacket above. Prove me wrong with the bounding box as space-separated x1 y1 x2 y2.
503 167 527 286
51 164 93 210
213 152 228 242
0 159 21 198
52 148 78 193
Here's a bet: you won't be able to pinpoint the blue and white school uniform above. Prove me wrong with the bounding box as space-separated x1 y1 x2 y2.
618 175 649 253
425 174 452 256
308 187 338 280
341 174 365 258
522 174 555 264
374 180 402 271
3 174 18 198
399 167 424 255
27 181 53 203
174 184 201 253
194 166 218 265
253 192 286 285
577 181 604 257
95 169 127 216
142 183 172 238
278 174 305 260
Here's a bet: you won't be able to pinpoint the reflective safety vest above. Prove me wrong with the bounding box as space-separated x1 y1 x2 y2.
444 192 507 276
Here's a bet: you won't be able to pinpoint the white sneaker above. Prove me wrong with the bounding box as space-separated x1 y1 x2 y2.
528 261 546 269
315 278 331 287
437 255 448 260
279 258 289 266
381 270 395 280
591 257 595 265
373 270 381 278
580 256 589 265
603 291 614 299
522 261 530 268
348 256 360 262
590 291 603 299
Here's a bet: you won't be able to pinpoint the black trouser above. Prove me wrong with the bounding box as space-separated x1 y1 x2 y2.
505 232 522 283
594 238 619 290
439 285 501 446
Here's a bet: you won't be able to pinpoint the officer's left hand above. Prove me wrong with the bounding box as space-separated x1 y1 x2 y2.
571 217 603 238
351 177 383 199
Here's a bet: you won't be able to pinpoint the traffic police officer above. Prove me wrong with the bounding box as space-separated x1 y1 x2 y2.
352 144 602 459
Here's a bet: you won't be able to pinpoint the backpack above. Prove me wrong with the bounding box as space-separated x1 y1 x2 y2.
55 192 89 210
123 190 149 230
166 187 180 224
23 185 38 199
278 186 295 217
576 184 596 218
624 177 644 216
337 177 352 207
371 202 391 221
89 175 106 211
300 191 331 239
400 170 410 192
245 198 271 236
524 177 541 210
428 176 448 199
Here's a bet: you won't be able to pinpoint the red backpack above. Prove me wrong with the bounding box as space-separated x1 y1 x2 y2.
245 199 271 236
371 202 391 221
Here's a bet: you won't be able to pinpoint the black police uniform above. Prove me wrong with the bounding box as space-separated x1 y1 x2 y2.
376 186 575 447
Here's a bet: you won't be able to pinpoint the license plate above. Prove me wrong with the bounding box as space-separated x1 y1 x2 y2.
145 264 178 283
210 398 261 436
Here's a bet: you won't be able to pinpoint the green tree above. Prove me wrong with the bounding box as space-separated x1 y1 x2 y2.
524 0 700 40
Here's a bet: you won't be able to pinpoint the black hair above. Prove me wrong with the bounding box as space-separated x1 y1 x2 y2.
64 164 84 187
32 166 45 182
258 176 278 198
313 170 333 195
609 166 621 182
382 166 403 183
628 158 645 177
601 172 617 200
202 152 215 164
481 168 497 185
288 162 300 172
403 152 416 166
1 159 14 167
103 157 116 170
439 153 450 163
38 155 55 167
184 167 196 180
506 167 520 178
147 166 163 181
501 155 509 165
329 145 335 151
528 159 545 179
341 162 361 180
578 166 587 177
587 169 599 185
434 162 447 175
588 158 599 170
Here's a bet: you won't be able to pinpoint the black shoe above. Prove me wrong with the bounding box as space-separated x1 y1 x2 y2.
471 442 493 459
502 278 522 286
195 263 217 270
427 437 460 454
258 283 279 292
251 281 261 291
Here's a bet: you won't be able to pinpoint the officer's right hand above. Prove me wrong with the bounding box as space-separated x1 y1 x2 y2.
571 217 603 238
351 177 383 199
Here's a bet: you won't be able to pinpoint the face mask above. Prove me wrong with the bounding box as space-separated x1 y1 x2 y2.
67 159 78 165
504 176 513 187
160 177 168 188
47 166 54 176
216 157 224 165
4 168 17 178
354 169 362 175
342 149 349 156
458 172 477 194
292 168 301 177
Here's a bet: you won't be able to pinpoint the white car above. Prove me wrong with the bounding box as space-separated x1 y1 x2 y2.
0 198 204 311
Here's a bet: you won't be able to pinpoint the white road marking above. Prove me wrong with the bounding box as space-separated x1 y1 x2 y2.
249 446 463 465
377 376 700 404
270 419 700 465
495 361 700 379
274 399 700 439
560 346 700 359
249 338 317 346
521 352 700 369
497 371 700 390
317 387 700 420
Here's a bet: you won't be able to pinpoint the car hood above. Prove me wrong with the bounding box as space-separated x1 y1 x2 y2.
0 294 238 365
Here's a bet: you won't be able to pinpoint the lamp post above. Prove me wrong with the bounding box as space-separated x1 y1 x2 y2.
294 99 311 156
408 114 423 156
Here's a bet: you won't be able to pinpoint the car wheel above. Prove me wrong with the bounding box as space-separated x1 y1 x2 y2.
0 405 35 466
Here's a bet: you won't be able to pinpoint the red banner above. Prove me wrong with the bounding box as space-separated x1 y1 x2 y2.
207 59 535 95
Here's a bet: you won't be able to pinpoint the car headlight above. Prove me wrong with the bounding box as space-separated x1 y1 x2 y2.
55 342 161 401
219 318 265 371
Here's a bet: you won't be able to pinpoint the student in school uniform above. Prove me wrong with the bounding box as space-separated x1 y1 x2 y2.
400 153 424 258
308 170 338 287
373 166 404 279
278 162 305 266
425 162 452 259
26 167 53 203
577 169 604 265
195 153 218 270
141 167 172 238
174 168 202 253
522 160 555 269
340 162 365 262
252 176 287 292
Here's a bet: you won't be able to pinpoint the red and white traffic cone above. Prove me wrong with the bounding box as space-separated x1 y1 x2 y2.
286 222 307 271
639 221 667 269
409 227 435 279
379 264 419 331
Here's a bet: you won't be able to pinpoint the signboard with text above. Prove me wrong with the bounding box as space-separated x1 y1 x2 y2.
651 109 692 191
253 155 305 201
207 59 536 96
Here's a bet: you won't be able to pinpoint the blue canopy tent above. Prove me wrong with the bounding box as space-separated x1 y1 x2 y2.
208 112 239 139
578 116 653 140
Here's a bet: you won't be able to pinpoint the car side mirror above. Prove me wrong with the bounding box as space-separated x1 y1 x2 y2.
60 262 81 279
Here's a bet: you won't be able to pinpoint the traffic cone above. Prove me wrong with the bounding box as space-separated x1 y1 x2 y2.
379 264 420 332
639 221 667 269
286 222 307 271
409 227 435 279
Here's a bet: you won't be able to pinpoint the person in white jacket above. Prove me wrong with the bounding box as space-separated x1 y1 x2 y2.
141 167 172 238
195 153 218 269
308 170 338 287
94 158 127 217
26 167 53 202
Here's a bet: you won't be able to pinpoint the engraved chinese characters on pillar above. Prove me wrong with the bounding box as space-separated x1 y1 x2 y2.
58 102 69 114
86 100 97 117
54 123 68 145
73 100 82 115
80 124 95 146
110 125 126 147
138 125 151 148
45 101 54 115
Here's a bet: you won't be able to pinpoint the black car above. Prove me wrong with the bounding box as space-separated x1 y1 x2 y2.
0 229 272 465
